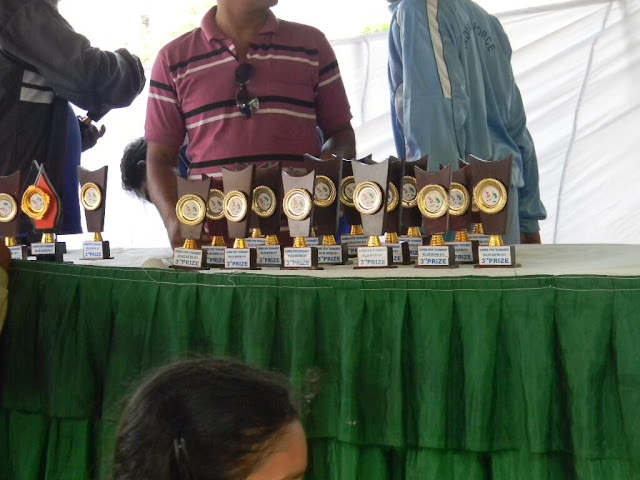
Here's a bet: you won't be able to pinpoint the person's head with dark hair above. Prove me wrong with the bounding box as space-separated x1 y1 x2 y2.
113 358 307 480
120 137 149 201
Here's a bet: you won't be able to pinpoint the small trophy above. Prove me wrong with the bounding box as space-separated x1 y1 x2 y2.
201 178 228 268
466 155 491 246
352 158 394 268
21 162 66 262
0 171 27 260
78 166 111 260
399 155 429 256
304 154 349 265
383 156 411 265
415 165 457 268
172 176 210 270
339 159 368 256
471 156 518 267
251 164 284 267
222 165 258 270
446 161 478 264
281 169 320 269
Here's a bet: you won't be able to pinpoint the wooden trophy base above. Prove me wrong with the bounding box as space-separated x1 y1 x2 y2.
224 247 259 270
416 244 458 269
31 241 66 263
81 240 112 260
282 246 322 270
317 243 350 265
475 245 520 268
340 234 368 257
202 245 227 268
355 245 396 269
171 247 209 270
447 240 479 265
256 244 284 267
387 241 413 265
398 235 428 258
8 245 28 261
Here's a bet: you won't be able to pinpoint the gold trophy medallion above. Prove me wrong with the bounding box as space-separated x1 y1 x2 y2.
252 185 277 218
386 182 399 213
0 193 18 223
175 194 206 226
80 182 102 211
340 175 356 208
21 186 50 220
206 188 226 221
283 188 312 221
353 181 384 216
417 184 449 219
402 176 419 208
223 190 249 223
313 175 337 208
449 182 470 216
474 178 507 215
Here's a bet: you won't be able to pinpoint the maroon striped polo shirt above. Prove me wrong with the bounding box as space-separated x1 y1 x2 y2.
145 6 353 177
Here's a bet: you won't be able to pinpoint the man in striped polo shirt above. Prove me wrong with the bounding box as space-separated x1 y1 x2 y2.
146 0 355 248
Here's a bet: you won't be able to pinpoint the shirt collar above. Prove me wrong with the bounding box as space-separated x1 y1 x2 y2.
201 6 279 42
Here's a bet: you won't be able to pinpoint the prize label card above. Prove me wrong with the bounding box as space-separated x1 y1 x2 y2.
341 235 369 256
9 246 25 260
398 236 423 257
225 248 252 269
83 241 105 259
478 246 513 266
173 248 203 268
245 237 267 248
317 245 344 264
449 242 474 263
357 247 390 268
304 237 320 247
257 245 282 266
389 243 407 264
418 246 452 267
203 246 226 265
283 247 313 268
468 234 491 246
31 243 56 256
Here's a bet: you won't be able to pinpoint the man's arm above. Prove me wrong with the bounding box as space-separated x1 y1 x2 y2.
0 0 144 116
147 142 182 249
320 123 356 160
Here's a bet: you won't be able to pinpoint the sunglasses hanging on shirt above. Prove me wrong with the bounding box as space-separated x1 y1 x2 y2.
235 63 259 119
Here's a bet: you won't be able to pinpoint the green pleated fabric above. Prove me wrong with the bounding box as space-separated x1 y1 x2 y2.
1 262 640 479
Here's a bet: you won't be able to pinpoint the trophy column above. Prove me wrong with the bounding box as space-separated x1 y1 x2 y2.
281 170 320 269
250 164 284 267
222 166 258 270
415 165 457 268
0 172 27 260
446 161 478 264
399 155 429 257
78 166 112 260
201 179 228 268
471 157 519 267
172 176 210 270
339 159 368 256
383 156 411 265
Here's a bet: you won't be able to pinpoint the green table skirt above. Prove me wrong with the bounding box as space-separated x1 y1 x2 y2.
1 262 640 479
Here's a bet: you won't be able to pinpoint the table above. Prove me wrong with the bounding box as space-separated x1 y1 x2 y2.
1 245 640 479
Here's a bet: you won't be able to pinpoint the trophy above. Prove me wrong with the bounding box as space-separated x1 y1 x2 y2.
21 162 66 262
399 155 429 256
251 164 284 267
222 165 258 270
339 159 368 256
0 171 27 260
466 155 491 246
281 169 320 269
383 156 411 265
415 165 457 268
471 156 518 267
446 161 479 264
351 158 394 268
172 176 210 270
304 154 349 265
78 166 111 260
201 177 228 268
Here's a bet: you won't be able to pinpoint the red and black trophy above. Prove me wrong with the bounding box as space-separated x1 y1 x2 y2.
78 166 112 259
471 156 518 267
0 171 27 260
172 176 210 270
21 162 66 262
222 165 258 270
415 165 457 268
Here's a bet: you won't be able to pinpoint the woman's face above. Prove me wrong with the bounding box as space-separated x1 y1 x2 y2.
247 421 307 480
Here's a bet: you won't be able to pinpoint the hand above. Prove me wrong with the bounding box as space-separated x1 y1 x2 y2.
166 216 184 250
520 232 541 244
78 117 106 152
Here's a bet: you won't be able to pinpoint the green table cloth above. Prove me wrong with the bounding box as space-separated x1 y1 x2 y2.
1 256 640 479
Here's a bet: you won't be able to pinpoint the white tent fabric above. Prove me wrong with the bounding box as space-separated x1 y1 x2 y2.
76 0 640 248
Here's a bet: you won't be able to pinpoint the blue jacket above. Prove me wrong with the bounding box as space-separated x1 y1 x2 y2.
388 0 546 233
